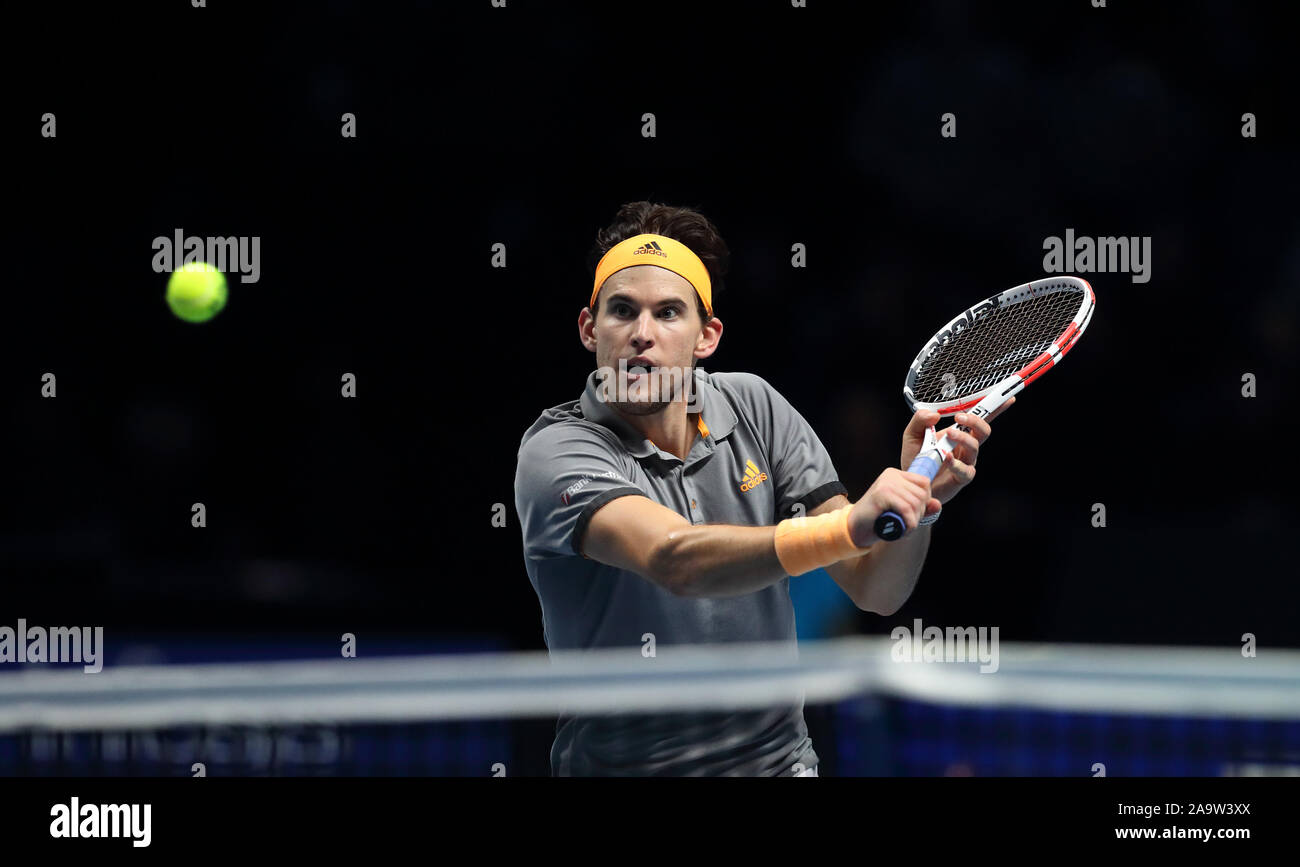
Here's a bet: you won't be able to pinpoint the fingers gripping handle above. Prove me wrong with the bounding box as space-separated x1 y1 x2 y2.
872 374 1013 541
873 427 952 541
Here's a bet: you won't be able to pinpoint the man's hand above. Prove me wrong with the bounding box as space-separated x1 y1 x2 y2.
900 398 1015 505
846 467 940 547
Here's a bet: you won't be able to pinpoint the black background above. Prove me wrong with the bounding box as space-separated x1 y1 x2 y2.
5 0 1297 653
4 777 1289 854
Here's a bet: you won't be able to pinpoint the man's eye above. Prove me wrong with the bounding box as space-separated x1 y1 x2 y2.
613 305 632 317
660 308 679 319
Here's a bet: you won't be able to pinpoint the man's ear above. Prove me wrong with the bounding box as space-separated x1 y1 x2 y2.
694 316 723 360
578 307 598 352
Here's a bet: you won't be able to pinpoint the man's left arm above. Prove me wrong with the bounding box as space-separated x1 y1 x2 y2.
820 401 1013 615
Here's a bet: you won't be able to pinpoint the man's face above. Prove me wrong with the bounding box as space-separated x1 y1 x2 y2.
582 266 712 416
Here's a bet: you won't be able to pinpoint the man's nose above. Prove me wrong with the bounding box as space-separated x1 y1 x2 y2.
631 312 657 344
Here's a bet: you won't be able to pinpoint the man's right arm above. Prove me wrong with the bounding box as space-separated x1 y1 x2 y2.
581 496 788 598
582 465 933 598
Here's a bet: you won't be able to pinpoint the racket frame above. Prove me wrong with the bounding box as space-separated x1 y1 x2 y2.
903 276 1095 418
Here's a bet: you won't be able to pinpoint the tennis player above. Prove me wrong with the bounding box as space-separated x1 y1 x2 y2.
515 201 1009 776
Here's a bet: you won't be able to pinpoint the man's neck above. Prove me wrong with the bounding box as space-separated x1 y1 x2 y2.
614 396 699 461
616 379 707 460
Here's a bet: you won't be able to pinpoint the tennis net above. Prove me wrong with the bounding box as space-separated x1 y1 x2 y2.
3 638 1297 776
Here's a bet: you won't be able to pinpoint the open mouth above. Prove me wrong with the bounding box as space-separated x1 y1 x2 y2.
624 359 655 379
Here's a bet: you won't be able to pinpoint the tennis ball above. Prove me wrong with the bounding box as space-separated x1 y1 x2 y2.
166 262 228 323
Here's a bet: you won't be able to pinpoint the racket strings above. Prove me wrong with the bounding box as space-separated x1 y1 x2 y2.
913 290 1083 403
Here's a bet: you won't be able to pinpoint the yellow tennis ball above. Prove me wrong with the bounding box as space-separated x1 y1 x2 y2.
166 262 228 323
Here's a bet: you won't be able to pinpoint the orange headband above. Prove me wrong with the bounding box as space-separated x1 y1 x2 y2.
590 233 713 317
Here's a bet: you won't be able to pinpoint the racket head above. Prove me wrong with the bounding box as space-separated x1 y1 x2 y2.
903 276 1095 416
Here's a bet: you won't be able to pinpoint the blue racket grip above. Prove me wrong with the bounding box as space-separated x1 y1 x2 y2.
873 451 943 541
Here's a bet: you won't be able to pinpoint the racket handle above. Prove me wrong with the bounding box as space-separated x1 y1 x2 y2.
872 451 944 542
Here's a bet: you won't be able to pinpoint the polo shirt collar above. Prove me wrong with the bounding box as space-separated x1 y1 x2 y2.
579 366 738 459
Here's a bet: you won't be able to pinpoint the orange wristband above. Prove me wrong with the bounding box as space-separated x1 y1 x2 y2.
773 505 870 576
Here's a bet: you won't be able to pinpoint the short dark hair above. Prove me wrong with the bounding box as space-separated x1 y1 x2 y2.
586 201 729 325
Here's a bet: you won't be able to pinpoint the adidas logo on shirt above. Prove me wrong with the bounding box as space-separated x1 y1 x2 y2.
739 459 768 492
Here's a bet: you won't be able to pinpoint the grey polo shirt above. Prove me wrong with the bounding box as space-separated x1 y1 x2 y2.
514 367 849 776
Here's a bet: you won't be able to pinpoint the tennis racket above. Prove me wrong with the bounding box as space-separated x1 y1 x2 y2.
873 275 1096 541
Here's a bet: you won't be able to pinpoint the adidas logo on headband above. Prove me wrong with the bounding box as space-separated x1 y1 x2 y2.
632 241 668 258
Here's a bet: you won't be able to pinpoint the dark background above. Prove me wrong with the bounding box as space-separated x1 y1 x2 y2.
5 0 1296 660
